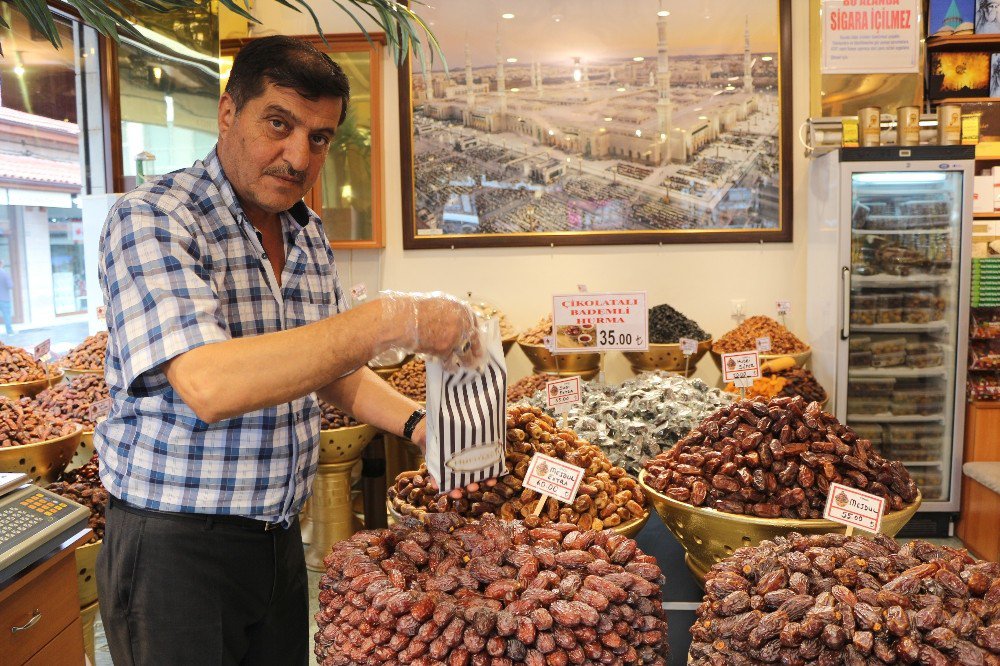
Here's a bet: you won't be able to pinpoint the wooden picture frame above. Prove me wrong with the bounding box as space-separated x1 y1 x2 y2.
399 0 793 249
222 33 386 249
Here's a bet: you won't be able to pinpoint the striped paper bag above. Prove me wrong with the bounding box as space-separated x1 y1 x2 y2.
425 318 508 493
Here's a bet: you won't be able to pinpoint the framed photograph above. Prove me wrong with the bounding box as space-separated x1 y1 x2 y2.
929 0 974 37
399 0 793 249
928 51 991 99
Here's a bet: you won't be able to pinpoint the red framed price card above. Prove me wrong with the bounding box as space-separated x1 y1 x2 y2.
524 453 585 504
551 292 648 352
545 376 582 414
721 351 761 387
823 482 885 533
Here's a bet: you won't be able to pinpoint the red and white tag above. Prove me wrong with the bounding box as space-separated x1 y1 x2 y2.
88 398 112 425
679 337 698 356
776 300 792 316
823 482 886 533
577 284 588 293
756 336 772 353
722 351 761 387
524 453 585 505
96 305 107 320
545 376 582 414
33 339 51 362
350 283 368 302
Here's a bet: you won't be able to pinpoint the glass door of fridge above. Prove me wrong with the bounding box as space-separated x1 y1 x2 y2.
844 169 964 505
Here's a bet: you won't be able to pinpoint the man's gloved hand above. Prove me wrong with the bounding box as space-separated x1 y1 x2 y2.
378 290 486 371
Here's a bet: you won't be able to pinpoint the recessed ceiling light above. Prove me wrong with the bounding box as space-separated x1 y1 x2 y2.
502 13 515 19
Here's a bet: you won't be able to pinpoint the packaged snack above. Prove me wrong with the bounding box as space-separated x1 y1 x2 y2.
870 337 907 354
872 349 906 367
848 377 895 398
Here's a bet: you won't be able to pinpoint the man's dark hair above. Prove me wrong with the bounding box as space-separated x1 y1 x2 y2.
226 36 350 124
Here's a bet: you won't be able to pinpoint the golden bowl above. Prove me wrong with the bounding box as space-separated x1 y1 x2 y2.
711 347 812 372
502 336 517 356
61 367 103 379
318 424 379 464
76 539 101 607
0 369 66 400
518 342 600 375
638 470 921 585
622 339 712 375
0 424 84 483
70 429 96 470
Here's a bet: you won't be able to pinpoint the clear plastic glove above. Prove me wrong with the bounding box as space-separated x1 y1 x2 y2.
378 290 487 371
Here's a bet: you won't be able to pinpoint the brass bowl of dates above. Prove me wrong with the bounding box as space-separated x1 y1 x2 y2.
0 423 85 484
502 335 517 356
62 367 104 378
76 539 101 606
518 342 600 377
0 369 65 400
72 429 96 469
622 339 712 375
318 424 379 464
639 469 921 585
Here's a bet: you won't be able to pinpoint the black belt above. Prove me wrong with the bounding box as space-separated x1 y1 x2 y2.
109 495 288 532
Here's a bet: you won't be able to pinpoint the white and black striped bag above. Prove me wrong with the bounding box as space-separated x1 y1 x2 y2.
425 319 508 493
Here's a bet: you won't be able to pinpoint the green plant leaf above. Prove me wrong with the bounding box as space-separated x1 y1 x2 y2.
10 0 63 48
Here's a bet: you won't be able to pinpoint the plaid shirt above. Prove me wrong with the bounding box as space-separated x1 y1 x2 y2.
95 147 347 524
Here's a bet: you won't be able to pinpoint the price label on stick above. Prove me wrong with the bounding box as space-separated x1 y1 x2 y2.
722 351 761 385
89 398 112 424
96 305 107 320
823 482 885 534
756 336 772 353
545 376 582 415
33 339 51 362
350 283 368 302
551 291 648 353
776 300 791 316
679 337 698 356
524 453 585 515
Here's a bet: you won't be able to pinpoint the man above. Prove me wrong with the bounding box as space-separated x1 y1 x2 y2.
95 36 482 665
0 259 14 335
978 0 1000 33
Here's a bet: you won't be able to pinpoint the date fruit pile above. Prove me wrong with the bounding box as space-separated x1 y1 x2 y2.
389 358 427 402
690 532 1000 665
0 343 48 383
34 374 109 430
713 316 809 355
315 513 669 666
59 331 108 371
518 315 553 345
47 453 107 543
772 367 827 403
320 400 359 430
648 303 710 344
643 396 918 519
389 406 648 531
0 396 77 447
507 373 552 403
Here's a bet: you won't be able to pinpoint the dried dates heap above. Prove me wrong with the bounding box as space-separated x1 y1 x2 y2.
59 331 108 371
47 452 107 543
389 358 427 401
690 532 1000 665
315 513 669 666
320 400 359 430
34 374 110 430
389 406 647 530
0 342 49 383
0 396 78 447
643 396 918 519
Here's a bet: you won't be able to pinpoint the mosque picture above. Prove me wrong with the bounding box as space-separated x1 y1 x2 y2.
399 0 791 248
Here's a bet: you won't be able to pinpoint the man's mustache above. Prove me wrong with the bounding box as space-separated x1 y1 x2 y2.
263 165 306 183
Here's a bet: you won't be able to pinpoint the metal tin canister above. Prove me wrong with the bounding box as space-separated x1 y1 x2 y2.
858 107 881 147
896 106 920 146
938 105 962 145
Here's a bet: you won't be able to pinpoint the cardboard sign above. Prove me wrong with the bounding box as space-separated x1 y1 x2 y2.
776 300 791 316
551 292 648 352
756 337 772 353
679 337 698 356
88 398 112 424
823 482 885 533
33 339 51 362
721 351 761 384
545 376 582 414
524 453 585 504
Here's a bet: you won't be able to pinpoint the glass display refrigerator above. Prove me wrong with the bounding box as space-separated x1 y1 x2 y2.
807 146 973 535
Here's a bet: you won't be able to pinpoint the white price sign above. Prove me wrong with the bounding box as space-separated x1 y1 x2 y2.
545 376 582 414
722 351 761 384
33 339 51 362
679 337 698 356
89 398 112 424
756 337 772 353
776 300 791 316
350 283 368 302
551 292 648 352
96 305 107 320
823 482 885 533
524 453 585 504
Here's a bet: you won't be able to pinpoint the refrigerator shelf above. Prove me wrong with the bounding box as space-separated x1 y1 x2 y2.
848 367 948 379
846 413 946 423
851 275 951 288
899 461 944 468
850 228 952 236
850 322 950 333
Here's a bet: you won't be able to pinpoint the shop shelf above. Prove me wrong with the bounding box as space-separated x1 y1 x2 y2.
851 322 949 333
850 228 954 236
846 413 946 423
851 274 951 288
899 461 945 468
848 367 947 379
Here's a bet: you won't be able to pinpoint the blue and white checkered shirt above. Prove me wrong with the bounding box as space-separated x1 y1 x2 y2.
95 147 347 524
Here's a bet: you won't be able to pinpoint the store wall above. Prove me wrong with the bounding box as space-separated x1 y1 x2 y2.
225 3 812 384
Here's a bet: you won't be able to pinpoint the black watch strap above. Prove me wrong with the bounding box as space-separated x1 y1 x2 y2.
403 408 426 441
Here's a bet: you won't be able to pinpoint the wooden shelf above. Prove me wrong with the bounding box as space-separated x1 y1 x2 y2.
928 34 1000 49
977 141 1000 161
974 212 1000 219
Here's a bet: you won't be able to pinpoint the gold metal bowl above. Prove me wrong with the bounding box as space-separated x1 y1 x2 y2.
622 339 712 375
0 424 84 483
502 336 517 356
76 539 101 607
0 369 66 400
61 366 103 379
70 429 96 470
518 342 601 375
638 470 921 585
711 347 812 372
318 424 379 464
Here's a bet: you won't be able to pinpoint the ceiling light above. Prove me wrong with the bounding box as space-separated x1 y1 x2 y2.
658 10 670 17
153 66 163 81
502 13 515 19
507 57 517 63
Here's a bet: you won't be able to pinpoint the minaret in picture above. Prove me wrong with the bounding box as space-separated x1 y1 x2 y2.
496 22 507 113
743 15 754 94
655 1 672 164
465 39 475 108
535 62 543 94
422 40 435 101
583 60 590 92
530 59 537 89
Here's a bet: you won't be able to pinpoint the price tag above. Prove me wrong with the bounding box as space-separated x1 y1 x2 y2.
96 305 107 320
524 453 585 505
577 284 588 293
756 336 772 353
89 398 112 424
551 292 648 352
350 283 368 302
545 376 582 414
543 335 555 352
776 300 791 316
678 337 698 356
721 350 761 383
33 339 51 362
823 482 885 533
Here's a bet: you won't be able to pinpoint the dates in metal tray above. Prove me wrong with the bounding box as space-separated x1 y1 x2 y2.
643 395 919 519
315 513 669 666
689 532 1000 665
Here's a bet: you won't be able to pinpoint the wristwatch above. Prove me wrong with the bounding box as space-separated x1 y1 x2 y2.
403 408 426 441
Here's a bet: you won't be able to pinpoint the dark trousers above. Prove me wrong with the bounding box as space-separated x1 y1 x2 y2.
97 497 309 666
